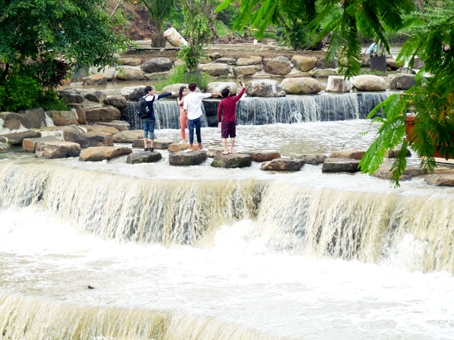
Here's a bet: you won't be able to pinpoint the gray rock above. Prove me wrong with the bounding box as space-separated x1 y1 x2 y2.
211 153 252 168
23 136 61 153
296 154 327 165
322 158 360 173
1 130 41 146
79 146 132 161
169 151 207 166
35 141 81 158
126 151 162 164
141 57 173 73
249 150 281 162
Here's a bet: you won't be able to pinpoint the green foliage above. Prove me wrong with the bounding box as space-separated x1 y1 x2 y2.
0 76 41 112
38 91 69 111
179 0 216 72
0 0 129 87
155 65 211 90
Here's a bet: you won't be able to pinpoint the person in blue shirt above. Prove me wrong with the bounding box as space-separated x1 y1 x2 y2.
366 43 378 56
142 86 177 151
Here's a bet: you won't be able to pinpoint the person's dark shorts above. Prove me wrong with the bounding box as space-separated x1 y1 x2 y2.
221 121 236 138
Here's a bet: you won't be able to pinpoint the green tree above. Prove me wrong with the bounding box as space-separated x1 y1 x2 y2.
140 0 176 47
179 0 218 72
0 0 129 110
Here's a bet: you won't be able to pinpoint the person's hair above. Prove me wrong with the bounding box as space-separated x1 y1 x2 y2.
221 88 230 98
144 85 154 93
188 82 197 91
178 86 187 100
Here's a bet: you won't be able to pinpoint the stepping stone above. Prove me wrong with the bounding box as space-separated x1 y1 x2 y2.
329 150 365 160
35 141 81 159
126 151 162 164
322 158 360 173
296 154 327 165
211 153 252 168
261 158 304 171
132 139 174 149
79 146 132 161
169 150 207 166
23 136 61 152
249 150 281 162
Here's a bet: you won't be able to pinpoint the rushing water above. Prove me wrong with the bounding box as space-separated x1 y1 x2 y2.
0 120 453 339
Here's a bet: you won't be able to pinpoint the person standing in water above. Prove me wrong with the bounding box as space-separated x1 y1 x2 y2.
142 86 177 151
177 86 188 144
217 81 246 155
183 82 221 152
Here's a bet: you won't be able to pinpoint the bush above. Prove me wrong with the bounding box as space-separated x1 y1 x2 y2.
155 65 211 90
0 76 41 111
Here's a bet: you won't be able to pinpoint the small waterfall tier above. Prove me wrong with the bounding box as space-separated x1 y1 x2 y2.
121 92 389 129
1 160 452 274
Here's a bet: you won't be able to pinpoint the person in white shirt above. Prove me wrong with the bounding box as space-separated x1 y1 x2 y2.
183 82 221 152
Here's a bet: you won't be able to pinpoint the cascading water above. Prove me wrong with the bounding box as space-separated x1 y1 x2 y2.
122 93 389 129
0 121 453 339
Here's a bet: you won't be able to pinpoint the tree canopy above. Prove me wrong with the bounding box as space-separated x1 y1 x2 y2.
0 0 129 85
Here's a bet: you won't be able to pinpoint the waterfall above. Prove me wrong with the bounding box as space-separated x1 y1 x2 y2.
0 293 274 340
121 93 389 129
122 100 208 130
0 161 453 274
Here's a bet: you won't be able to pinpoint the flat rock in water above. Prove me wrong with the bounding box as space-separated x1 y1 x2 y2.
126 151 162 164
113 130 143 143
35 141 81 159
132 138 174 149
211 153 252 168
79 146 132 161
322 158 360 173
296 154 327 165
249 150 281 162
372 165 424 181
425 174 454 186
261 158 304 171
169 150 207 166
328 150 365 160
1 130 42 146
23 136 61 153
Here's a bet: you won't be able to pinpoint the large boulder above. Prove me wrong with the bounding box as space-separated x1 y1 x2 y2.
79 146 132 161
64 131 113 148
246 80 286 97
280 78 322 94
84 125 119 135
169 150 207 166
233 65 261 77
116 67 145 80
82 74 107 86
389 74 415 90
126 151 162 164
89 66 116 80
103 95 127 109
58 89 84 104
206 82 237 94
35 141 81 159
199 63 232 76
211 153 252 168
1 130 41 146
23 136 61 153
85 106 121 123
263 57 292 75
236 56 262 66
215 57 236 65
425 174 454 186
296 154 327 165
353 75 387 91
121 86 146 101
113 130 143 143
141 58 173 73
326 76 352 93
68 104 87 125
316 58 338 69
290 56 318 72
47 110 79 126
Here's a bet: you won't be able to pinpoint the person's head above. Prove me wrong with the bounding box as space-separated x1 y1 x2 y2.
144 85 155 94
188 82 197 92
221 88 230 98
178 86 187 100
